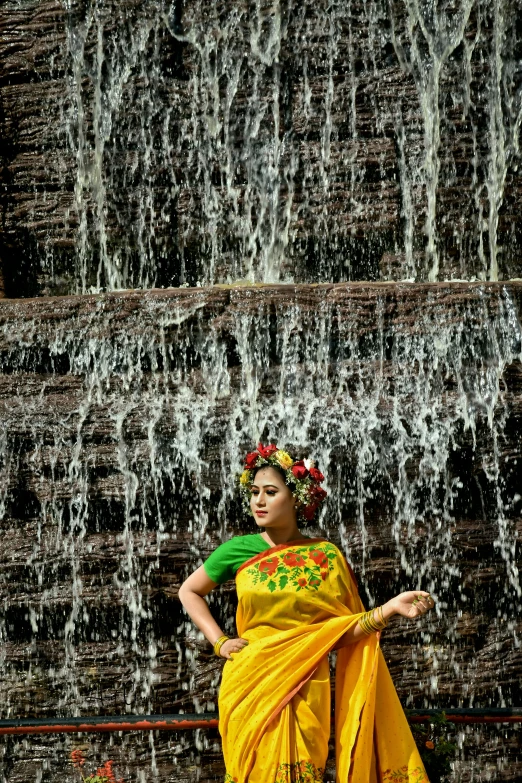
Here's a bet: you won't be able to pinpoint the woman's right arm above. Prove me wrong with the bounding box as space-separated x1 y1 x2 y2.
178 566 248 660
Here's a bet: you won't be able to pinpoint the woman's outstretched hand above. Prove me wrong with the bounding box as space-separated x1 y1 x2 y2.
219 637 249 659
332 590 436 650
388 591 435 620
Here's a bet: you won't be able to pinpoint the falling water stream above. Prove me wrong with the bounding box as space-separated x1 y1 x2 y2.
16 0 518 292
0 0 521 781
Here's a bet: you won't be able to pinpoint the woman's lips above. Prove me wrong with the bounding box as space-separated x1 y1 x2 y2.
255 510 268 516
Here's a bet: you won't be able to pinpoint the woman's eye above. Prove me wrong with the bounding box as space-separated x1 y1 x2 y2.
267 490 276 495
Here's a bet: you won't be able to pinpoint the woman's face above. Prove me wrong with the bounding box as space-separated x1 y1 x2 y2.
250 466 297 529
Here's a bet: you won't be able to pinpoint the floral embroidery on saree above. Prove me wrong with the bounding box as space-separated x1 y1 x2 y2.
245 543 338 593
223 760 324 783
273 759 324 782
382 765 428 782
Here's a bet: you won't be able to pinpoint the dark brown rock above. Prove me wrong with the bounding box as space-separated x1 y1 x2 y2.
0 281 520 780
1 2 522 293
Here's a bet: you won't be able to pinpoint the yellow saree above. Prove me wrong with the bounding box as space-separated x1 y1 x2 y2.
218 538 428 783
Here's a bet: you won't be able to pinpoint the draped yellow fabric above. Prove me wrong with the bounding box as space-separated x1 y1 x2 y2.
218 538 429 783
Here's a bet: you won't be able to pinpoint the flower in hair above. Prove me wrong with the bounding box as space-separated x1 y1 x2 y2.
257 443 278 459
245 451 260 469
291 461 309 480
238 443 327 522
274 449 293 470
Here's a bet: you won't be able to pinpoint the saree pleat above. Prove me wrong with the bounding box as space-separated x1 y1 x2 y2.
248 657 330 783
219 539 429 783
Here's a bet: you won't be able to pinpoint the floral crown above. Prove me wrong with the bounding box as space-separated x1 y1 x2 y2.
239 443 327 522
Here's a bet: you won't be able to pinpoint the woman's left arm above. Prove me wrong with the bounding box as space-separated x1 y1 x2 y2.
333 590 435 648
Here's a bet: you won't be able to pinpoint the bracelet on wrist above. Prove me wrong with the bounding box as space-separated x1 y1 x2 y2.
358 607 388 635
213 634 230 657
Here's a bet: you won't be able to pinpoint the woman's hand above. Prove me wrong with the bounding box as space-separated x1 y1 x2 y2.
219 637 249 660
387 591 435 620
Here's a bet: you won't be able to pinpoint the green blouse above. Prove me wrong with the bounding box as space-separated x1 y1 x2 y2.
203 534 272 584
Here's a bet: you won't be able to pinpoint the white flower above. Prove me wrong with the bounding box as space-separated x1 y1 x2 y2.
304 458 315 470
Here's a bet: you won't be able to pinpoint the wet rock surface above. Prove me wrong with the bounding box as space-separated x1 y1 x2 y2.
1 1 521 291
0 282 520 780
1 0 522 780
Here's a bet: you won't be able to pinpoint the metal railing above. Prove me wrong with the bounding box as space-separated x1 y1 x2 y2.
0 709 520 735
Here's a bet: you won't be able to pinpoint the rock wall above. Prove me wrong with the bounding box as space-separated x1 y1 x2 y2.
0 282 521 780
1 0 521 293
1 1 522 780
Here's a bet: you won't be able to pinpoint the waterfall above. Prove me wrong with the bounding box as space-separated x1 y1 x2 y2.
13 0 514 293
0 0 521 780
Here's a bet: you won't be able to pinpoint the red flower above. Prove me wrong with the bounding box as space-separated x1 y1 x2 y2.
309 549 328 567
71 749 85 768
425 740 435 750
321 571 328 580
291 463 309 479
309 485 327 502
302 503 319 521
309 467 324 482
283 551 307 567
245 451 259 469
100 761 117 782
257 443 278 459
258 556 279 576
298 578 307 586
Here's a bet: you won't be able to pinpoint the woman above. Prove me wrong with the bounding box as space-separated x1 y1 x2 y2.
179 444 434 783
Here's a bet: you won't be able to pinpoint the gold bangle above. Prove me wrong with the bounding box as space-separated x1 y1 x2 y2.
366 610 382 631
359 611 378 635
213 635 230 657
378 605 388 628
372 609 384 629
359 608 387 635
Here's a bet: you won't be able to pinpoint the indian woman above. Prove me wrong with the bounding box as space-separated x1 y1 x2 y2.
179 444 435 783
